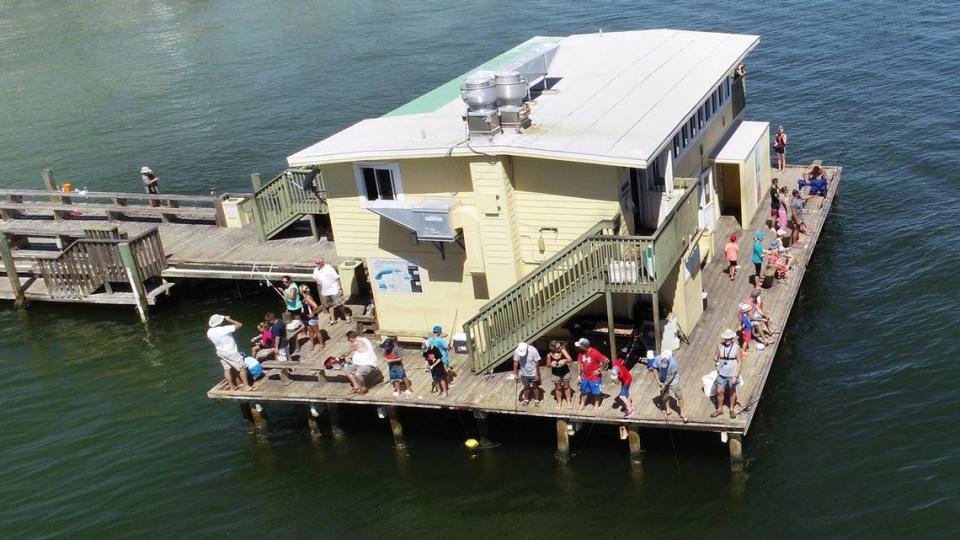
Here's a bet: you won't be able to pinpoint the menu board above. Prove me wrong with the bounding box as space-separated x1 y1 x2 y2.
369 258 423 294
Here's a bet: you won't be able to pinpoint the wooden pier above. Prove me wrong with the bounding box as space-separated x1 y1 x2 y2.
207 164 841 466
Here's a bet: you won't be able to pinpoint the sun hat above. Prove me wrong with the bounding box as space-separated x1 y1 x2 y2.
660 349 673 359
575 338 590 349
739 303 751 312
208 314 225 328
432 325 442 334
140 166 152 174
516 342 528 356
721 328 737 340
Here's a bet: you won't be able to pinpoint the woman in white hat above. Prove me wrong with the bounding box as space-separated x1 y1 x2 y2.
140 166 160 207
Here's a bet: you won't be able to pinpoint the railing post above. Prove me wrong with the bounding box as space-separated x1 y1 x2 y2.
605 290 617 362
118 242 149 322
652 291 661 352
0 233 26 308
250 173 262 192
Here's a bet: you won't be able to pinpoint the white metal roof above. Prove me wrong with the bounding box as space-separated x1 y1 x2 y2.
287 29 760 168
712 121 770 163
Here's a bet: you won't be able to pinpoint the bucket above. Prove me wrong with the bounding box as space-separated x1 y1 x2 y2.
61 183 73 192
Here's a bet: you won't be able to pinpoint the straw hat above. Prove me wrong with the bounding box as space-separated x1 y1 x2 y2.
721 328 737 340
140 166 153 174
208 314 225 328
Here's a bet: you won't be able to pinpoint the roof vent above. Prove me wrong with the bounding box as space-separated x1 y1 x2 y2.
460 71 501 137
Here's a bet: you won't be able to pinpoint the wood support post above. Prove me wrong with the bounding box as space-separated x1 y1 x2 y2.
308 213 321 241
0 234 26 308
118 242 149 323
473 410 494 448
652 291 661 353
306 403 322 440
328 403 345 439
251 173 263 192
626 424 642 465
41 168 67 220
555 419 570 463
605 291 617 361
728 433 744 472
387 406 406 449
249 403 268 434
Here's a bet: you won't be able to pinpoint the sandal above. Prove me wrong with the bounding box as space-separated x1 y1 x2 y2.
710 410 723 418
730 409 737 419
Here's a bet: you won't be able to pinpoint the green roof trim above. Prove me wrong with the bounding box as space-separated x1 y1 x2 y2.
383 36 563 117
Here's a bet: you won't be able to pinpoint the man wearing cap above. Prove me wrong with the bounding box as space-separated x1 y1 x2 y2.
648 349 688 423
513 342 543 406
140 166 160 207
712 329 744 419
575 338 608 413
206 314 254 391
428 325 454 387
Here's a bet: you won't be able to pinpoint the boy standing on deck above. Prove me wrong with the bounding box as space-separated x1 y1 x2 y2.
751 232 766 285
428 325 455 387
384 337 412 397
423 341 449 398
575 338 607 414
611 357 634 417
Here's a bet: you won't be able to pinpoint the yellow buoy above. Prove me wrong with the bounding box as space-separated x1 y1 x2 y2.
464 438 479 450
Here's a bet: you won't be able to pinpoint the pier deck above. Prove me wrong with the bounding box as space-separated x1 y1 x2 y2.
208 164 841 436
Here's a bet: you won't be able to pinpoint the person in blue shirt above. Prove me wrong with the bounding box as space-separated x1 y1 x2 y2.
647 349 688 423
752 231 766 285
428 325 454 387
798 167 829 207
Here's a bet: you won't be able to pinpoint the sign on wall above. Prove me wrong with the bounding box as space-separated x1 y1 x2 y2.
369 258 424 294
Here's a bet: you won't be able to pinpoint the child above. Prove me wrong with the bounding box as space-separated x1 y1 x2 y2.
423 342 449 398
738 303 754 354
724 234 740 281
611 357 634 417
251 322 273 359
384 338 412 397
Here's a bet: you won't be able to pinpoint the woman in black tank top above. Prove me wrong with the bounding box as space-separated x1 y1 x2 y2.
547 340 574 409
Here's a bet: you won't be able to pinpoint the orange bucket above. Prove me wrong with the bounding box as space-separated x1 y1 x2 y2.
61 183 73 192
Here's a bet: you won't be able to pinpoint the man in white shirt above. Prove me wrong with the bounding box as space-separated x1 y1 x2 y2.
206 314 254 391
312 257 350 325
344 330 378 395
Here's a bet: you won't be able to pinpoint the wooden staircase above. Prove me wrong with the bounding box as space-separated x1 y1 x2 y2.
250 168 328 241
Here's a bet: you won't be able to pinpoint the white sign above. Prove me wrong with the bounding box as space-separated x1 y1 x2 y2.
369 258 423 294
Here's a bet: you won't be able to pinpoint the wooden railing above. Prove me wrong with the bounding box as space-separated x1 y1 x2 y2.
250 168 328 241
0 188 225 225
36 227 167 300
464 181 700 374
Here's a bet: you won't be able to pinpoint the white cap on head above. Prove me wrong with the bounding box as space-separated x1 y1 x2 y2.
575 338 590 349
660 349 672 359
140 166 152 174
739 303 752 312
208 314 225 328
516 342 528 356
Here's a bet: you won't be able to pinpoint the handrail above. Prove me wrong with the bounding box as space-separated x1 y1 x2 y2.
250 168 328 241
464 180 701 374
0 188 220 203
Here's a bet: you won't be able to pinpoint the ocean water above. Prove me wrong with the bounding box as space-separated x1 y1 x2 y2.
1 0 959 537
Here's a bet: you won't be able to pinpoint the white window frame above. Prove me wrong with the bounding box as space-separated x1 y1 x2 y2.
353 162 404 207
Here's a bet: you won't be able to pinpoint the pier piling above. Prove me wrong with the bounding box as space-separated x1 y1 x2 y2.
728 433 744 471
555 419 570 463
473 411 495 448
626 424 643 465
328 403 345 439
117 242 149 322
249 403 268 434
306 403 322 440
0 234 25 308
387 406 406 449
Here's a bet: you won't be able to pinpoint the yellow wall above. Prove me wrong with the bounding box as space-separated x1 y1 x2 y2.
658 245 705 336
737 124 772 227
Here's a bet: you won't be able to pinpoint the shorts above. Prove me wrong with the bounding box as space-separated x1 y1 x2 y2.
663 383 684 401
287 307 302 317
388 364 406 382
619 384 630 398
770 207 780 218
741 330 752 344
321 293 344 308
275 347 289 361
431 369 445 383
345 363 374 379
551 372 572 384
520 375 539 389
716 374 739 390
579 378 602 396
308 317 319 327
727 259 737 269
754 262 762 276
217 350 245 371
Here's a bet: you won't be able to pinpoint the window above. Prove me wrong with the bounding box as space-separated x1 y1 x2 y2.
642 158 665 192
682 125 689 147
705 98 712 119
672 134 681 158
712 91 718 111
355 163 401 202
689 116 697 138
697 108 705 129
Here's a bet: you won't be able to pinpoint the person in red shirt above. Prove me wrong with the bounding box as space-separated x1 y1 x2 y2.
611 357 634 417
575 338 607 414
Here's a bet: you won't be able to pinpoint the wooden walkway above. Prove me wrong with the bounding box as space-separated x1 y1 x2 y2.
208 164 841 436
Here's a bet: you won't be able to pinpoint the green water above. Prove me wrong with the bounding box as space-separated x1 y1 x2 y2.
2 1 959 538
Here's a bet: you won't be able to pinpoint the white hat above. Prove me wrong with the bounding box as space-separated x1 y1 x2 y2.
575 338 590 349
740 303 752 312
140 166 153 174
208 314 225 328
516 342 529 356
660 349 673 359
721 328 737 340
